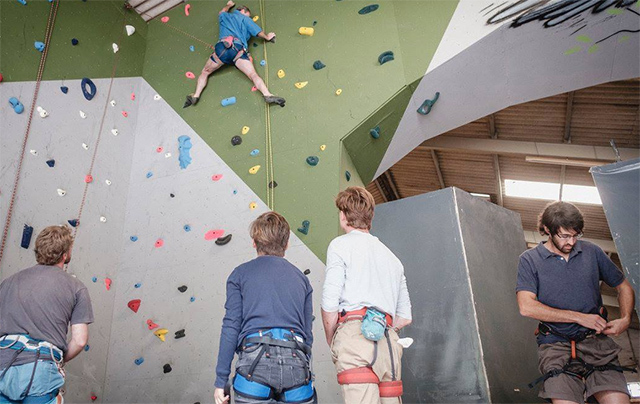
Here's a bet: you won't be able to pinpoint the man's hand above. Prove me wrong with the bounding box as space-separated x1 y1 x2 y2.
214 388 229 404
265 32 276 41
226 1 235 8
603 318 631 336
576 313 607 333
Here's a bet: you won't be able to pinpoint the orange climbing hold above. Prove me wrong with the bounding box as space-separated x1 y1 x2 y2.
161 16 169 23
185 71 195 79
128 299 141 313
84 175 93 183
204 230 224 241
147 319 159 330
105 278 112 291
211 174 223 181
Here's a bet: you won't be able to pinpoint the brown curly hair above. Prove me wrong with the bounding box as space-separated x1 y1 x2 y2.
335 186 376 230
538 201 584 236
34 225 73 266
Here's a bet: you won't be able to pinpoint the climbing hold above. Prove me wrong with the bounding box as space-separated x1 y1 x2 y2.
30 150 38 156
397 337 414 348
127 299 141 313
183 224 191 232
82 143 89 150
252 15 259 22
92 277 98 283
260 60 266 66
163 364 172 373
190 297 196 303
112 43 119 53
105 179 112 185
90 395 97 402
147 319 159 330
34 41 45 52
154 329 168 342
121 111 128 117
135 358 144 366
131 93 135 101
125 25 136 36
37 106 48 118
71 38 79 46
165 152 172 158
161 16 169 23
85 174 93 183
9 97 24 114
417 92 440 115
105 278 112 291
306 156 319 166
332 88 342 97
320 145 326 151
242 126 250 135
99 216 107 223
370 126 380 139
221 97 236 106
130 236 138 242
295 81 308 89
178 285 188 293
215 234 232 246
79 110 87 119
303 269 311 275
378 51 394 65
313 60 326 70
211 174 223 181
185 71 195 79
146 172 153 179
231 135 242 146
46 159 56 167
298 27 314 36
250 149 259 157
61 86 68 94
249 202 257 210
81 77 97 101
184 3 190 16
170 193 175 198
204 230 224 241
16 0 27 5
249 165 261 174
155 239 164 248
251 86 258 92
57 189 66 197
109 100 116 107
277 69 285 78
178 135 192 169
175 329 186 339
21 225 33 249
358 4 379 14
154 94 162 101
297 220 310 235
134 283 142 288
345 171 351 181
268 181 278 189
156 147 163 153
189 45 195 52
0 73 3 82
233 190 238 195
84 345 90 352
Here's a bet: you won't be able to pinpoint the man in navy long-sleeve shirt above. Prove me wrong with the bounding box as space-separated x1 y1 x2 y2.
214 212 316 404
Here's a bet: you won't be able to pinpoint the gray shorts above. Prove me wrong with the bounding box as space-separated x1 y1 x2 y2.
537 335 630 404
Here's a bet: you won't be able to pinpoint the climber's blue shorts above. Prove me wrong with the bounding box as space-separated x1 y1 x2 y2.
211 42 250 65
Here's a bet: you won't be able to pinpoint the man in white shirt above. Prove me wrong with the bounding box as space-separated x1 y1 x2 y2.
322 186 412 404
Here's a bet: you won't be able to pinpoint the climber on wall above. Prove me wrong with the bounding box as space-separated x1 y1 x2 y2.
184 0 286 109
0 225 94 404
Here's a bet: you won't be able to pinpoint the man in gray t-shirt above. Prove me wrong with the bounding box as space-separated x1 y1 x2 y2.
0 225 93 403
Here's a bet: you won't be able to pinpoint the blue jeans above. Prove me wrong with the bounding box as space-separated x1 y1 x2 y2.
0 361 64 403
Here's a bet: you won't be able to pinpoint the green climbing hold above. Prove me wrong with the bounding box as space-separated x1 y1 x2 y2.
297 220 310 235
306 156 319 166
345 171 351 181
417 92 440 115
378 51 394 65
370 126 380 139
359 4 379 14
313 60 326 70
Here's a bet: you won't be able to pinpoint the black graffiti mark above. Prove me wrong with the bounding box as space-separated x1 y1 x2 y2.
480 3 495 13
595 28 640 42
628 7 640 15
485 1 509 16
569 17 586 27
570 24 588 34
487 0 638 27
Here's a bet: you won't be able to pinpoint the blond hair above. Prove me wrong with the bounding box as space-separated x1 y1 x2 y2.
34 225 73 266
250 212 290 257
335 186 375 230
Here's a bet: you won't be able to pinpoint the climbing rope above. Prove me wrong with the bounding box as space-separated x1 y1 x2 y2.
0 0 60 272
259 0 276 210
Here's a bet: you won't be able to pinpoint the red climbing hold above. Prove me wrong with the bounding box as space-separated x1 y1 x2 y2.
155 239 164 248
122 111 128 118
91 395 97 402
205 230 224 241
156 147 164 153
128 299 141 313
211 174 223 181
105 278 112 291
84 175 93 183
185 4 190 15
251 86 258 92
147 319 159 330
185 72 195 79
131 93 135 101
0 73 3 83
161 16 169 23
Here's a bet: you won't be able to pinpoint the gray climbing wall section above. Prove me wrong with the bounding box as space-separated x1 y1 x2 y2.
0 78 340 403
591 158 640 316
371 188 539 403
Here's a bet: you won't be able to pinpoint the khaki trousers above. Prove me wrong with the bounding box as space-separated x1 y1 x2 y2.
330 320 403 404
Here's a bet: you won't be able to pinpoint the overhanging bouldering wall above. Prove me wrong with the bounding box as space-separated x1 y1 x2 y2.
591 158 640 316
371 188 539 403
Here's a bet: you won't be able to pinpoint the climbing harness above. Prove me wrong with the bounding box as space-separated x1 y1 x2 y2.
0 335 64 401
210 36 250 65
335 308 403 398
232 328 316 402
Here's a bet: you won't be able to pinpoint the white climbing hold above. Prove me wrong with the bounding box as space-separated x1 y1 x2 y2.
79 110 87 119
109 100 116 107
154 94 162 101
125 25 136 36
99 216 107 223
82 143 89 150
37 106 48 118
105 179 112 186
397 338 414 348
112 43 119 53
29 150 38 156
57 189 66 197
165 152 172 158
111 129 119 136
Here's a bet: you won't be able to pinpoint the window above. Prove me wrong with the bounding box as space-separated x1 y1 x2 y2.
504 179 602 205
562 184 602 205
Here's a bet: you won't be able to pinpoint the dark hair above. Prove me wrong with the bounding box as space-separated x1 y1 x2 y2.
238 5 251 14
250 211 290 257
538 201 584 236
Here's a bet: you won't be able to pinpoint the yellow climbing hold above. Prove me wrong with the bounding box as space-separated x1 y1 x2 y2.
154 328 169 342
253 15 259 22
277 69 285 79
336 89 342 96
298 27 314 36
242 126 250 135
320 145 326 151
294 81 308 89
249 202 257 210
249 165 261 174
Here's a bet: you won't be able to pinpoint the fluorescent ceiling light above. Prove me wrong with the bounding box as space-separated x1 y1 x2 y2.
470 193 491 198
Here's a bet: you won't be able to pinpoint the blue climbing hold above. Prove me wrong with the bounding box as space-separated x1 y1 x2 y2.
417 92 440 115
9 97 24 114
221 97 236 107
34 41 45 52
46 159 55 168
306 156 319 166
250 149 260 157
370 126 380 139
378 51 394 65
146 172 153 179
184 224 191 232
260 60 266 66
297 220 310 235
313 20 317 26
21 225 33 249
345 171 351 181
130 236 138 242
178 135 192 169
60 86 68 94
313 60 325 70
71 38 78 46
189 45 195 52
17 0 27 5
81 77 97 101
134 283 142 288
190 296 196 302
135 357 144 365
68 219 79 227
359 4 379 14
84 345 90 352
92 277 97 283
233 190 238 195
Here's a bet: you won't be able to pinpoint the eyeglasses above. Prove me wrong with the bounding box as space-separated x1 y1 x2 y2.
555 233 583 240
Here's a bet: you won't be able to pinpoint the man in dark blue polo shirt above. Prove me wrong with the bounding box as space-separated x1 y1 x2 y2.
517 201 635 404
214 212 315 404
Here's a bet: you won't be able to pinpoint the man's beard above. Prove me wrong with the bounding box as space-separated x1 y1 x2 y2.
552 237 573 254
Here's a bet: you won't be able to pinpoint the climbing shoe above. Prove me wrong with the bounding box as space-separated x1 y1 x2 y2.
183 95 199 108
264 95 286 107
